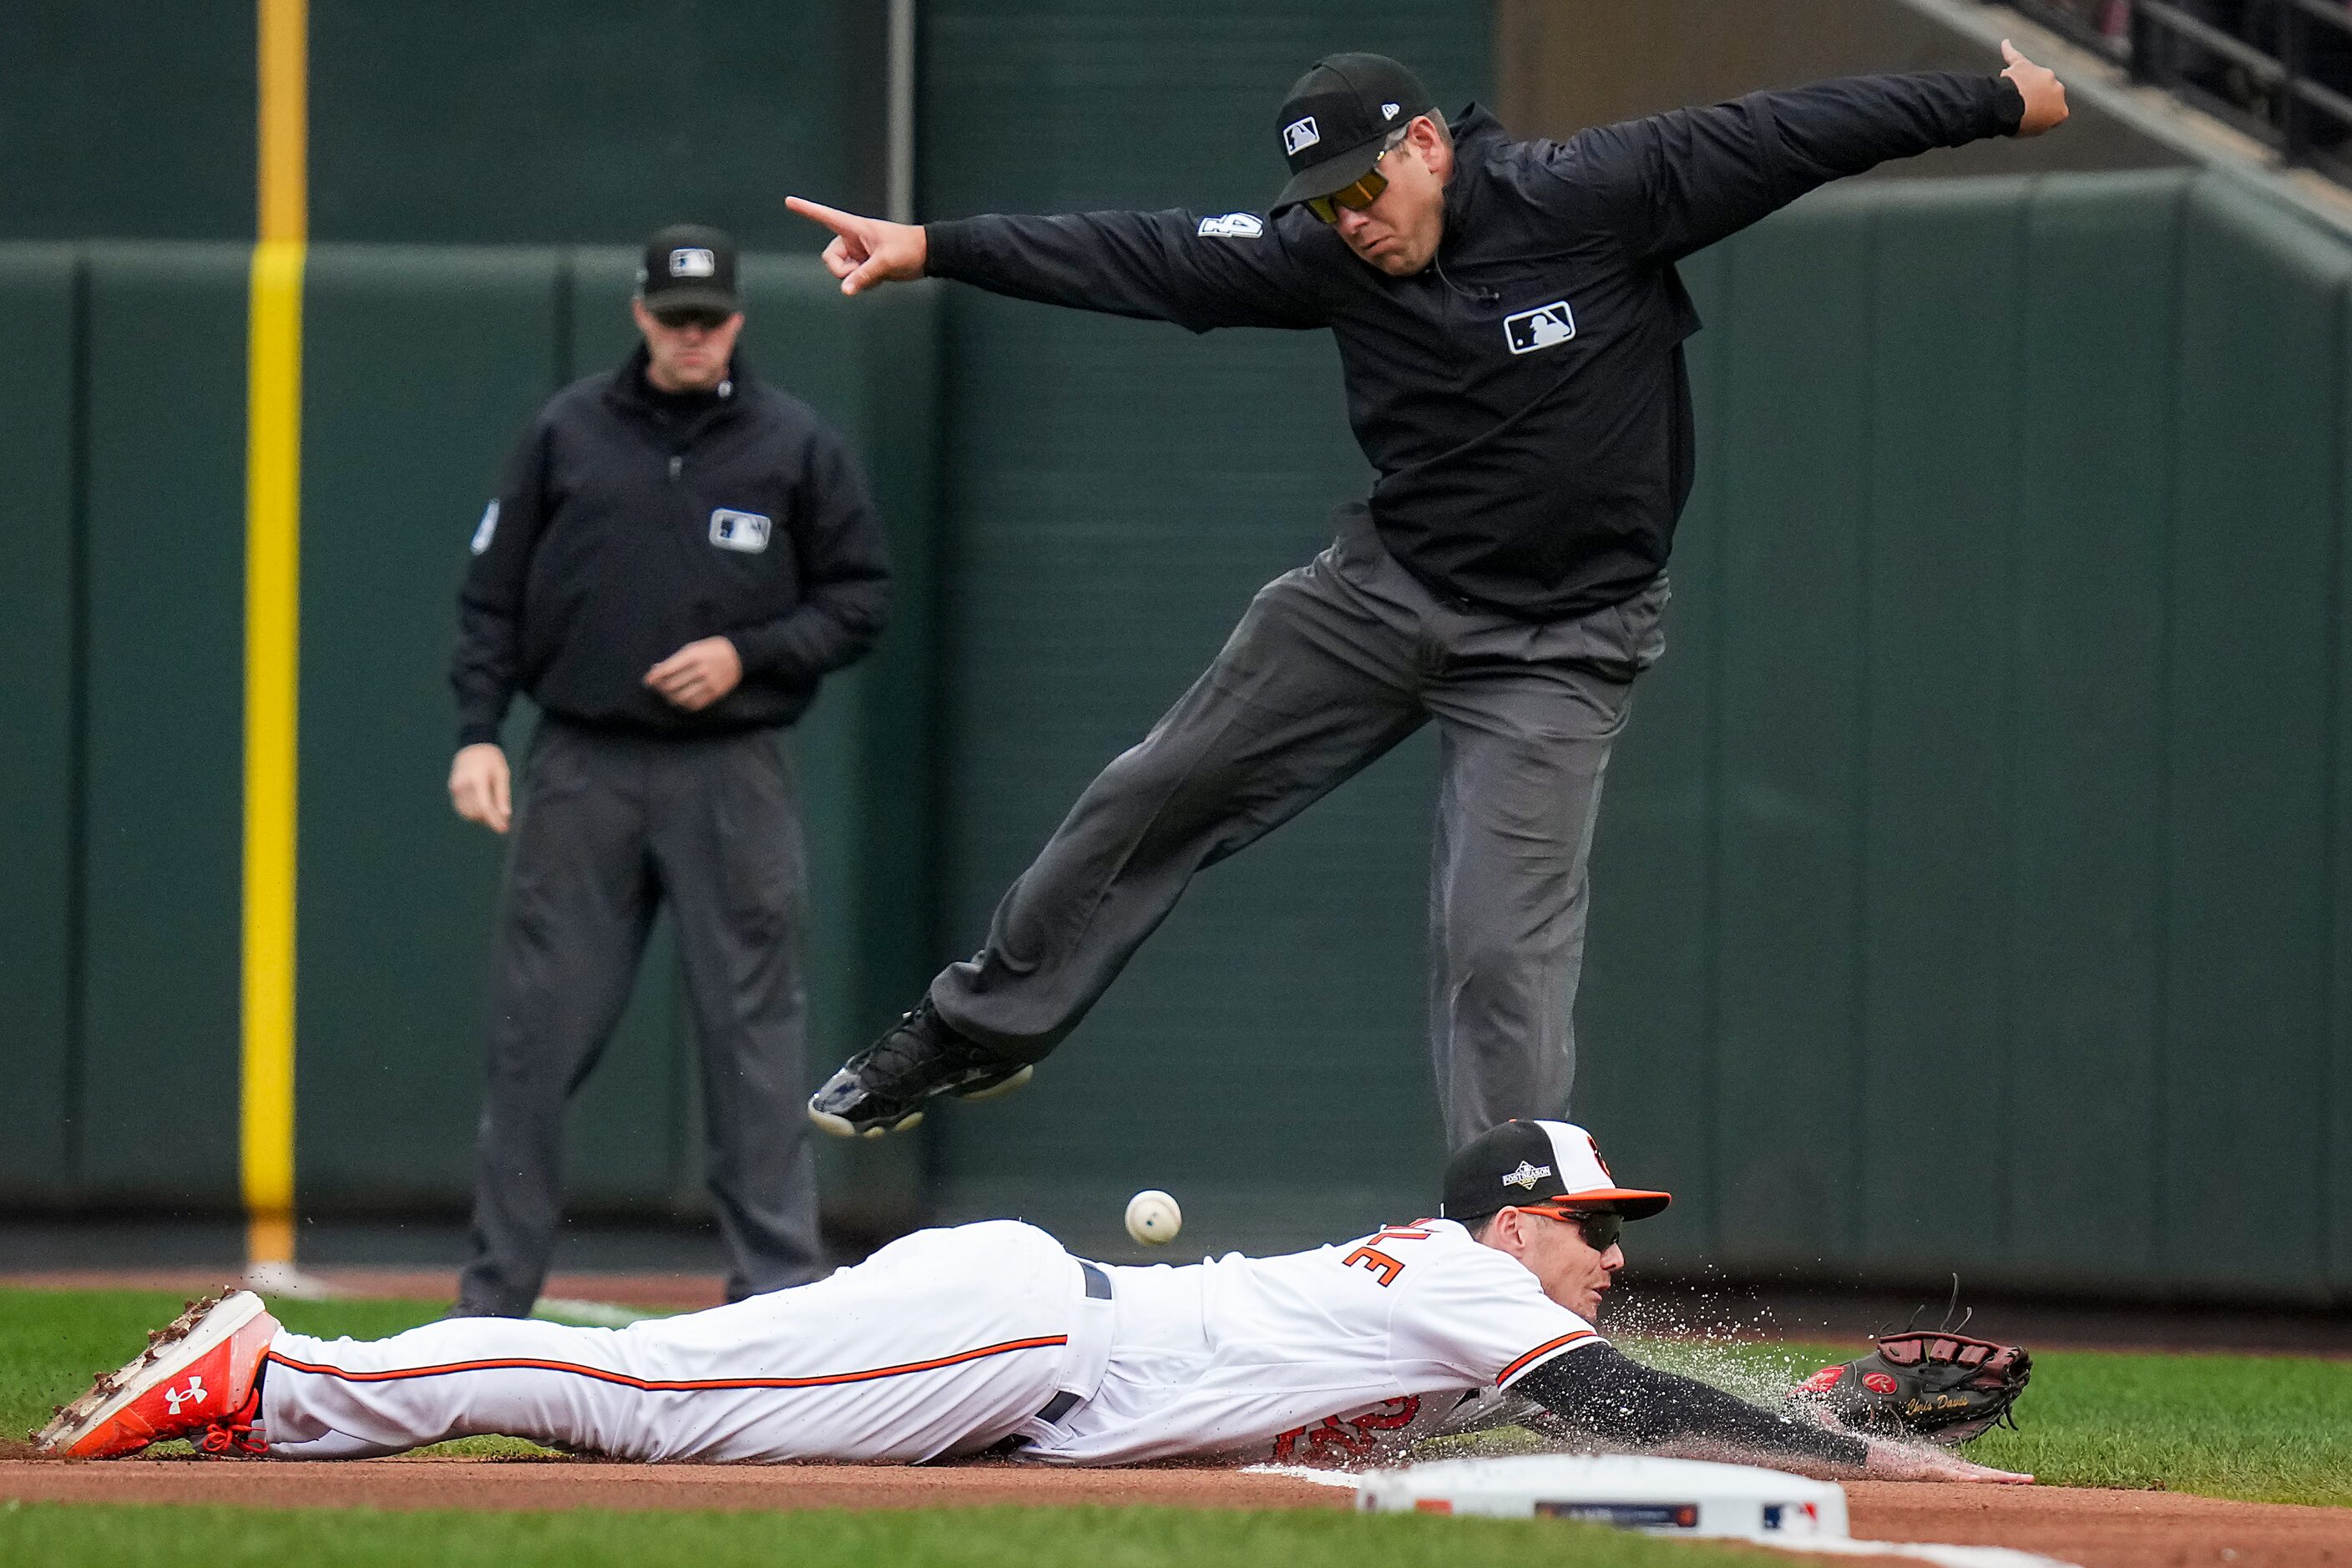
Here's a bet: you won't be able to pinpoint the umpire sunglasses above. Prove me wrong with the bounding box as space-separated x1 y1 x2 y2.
651 304 733 330
1302 132 1409 225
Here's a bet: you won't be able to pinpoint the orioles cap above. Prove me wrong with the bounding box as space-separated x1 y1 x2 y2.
1441 1119 1672 1225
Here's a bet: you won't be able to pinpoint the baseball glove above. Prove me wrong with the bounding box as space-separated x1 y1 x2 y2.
1788 1332 2031 1445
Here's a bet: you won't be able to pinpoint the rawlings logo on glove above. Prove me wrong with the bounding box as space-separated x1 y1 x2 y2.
1789 1331 2031 1446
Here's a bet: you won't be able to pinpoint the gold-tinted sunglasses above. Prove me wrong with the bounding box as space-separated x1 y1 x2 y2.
1304 134 1409 225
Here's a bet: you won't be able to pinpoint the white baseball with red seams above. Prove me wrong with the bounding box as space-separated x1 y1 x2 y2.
254 1197 1607 1464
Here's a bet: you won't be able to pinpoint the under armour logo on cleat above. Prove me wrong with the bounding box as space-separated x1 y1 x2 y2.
163 1376 206 1414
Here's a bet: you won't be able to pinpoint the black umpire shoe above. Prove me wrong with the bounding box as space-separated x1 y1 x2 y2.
806 999 1035 1137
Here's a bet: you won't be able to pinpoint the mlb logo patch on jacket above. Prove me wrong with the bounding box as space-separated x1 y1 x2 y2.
710 508 771 553
1503 301 1576 355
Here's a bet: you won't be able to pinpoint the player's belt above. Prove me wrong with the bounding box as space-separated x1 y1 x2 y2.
1034 1262 1113 1424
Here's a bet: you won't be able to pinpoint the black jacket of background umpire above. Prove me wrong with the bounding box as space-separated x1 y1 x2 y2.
452 345 890 745
923 73 2024 620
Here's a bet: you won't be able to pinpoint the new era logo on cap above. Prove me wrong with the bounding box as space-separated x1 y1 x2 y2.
670 247 716 278
1282 116 1321 155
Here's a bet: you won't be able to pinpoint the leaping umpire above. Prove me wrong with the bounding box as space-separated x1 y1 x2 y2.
789 48 2068 1146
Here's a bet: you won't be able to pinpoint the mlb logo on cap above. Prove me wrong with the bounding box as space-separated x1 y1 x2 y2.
1282 115 1321 155
638 224 741 316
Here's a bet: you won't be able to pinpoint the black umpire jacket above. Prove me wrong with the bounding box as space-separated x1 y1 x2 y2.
926 73 2025 620
452 346 890 746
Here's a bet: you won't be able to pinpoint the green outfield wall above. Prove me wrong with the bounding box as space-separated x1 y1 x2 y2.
0 248 937 1232
3 175 2348 1299
0 2 883 249
1576 168 2352 1307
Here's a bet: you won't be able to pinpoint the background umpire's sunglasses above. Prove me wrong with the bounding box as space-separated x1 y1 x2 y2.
652 306 732 330
1303 134 1409 225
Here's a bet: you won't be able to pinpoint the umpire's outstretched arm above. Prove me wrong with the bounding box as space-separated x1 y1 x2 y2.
1565 43 2065 263
787 45 2064 312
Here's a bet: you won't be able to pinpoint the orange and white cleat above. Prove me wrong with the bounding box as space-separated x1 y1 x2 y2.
33 1290 280 1459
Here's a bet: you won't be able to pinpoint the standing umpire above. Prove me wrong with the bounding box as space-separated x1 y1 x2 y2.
446 225 889 1315
787 49 2067 1147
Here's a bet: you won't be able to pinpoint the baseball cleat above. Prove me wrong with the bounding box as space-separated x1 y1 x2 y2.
807 1000 1034 1137
952 1063 1034 1101
34 1290 280 1459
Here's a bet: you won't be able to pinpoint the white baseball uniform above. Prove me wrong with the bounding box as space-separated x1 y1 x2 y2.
255 1216 1598 1464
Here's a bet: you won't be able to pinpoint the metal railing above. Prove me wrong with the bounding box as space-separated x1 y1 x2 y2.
2002 0 2352 180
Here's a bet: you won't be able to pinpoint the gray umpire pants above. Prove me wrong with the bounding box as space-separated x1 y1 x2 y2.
933 504 1668 1148
458 720 823 1315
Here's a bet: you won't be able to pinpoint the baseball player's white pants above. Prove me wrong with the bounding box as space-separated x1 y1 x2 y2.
256 1222 1112 1462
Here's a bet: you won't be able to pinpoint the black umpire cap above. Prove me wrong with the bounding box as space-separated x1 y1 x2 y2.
1270 53 1437 214
637 224 741 316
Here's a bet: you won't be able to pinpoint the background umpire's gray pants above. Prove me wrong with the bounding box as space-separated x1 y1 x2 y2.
933 505 1667 1148
459 721 823 1315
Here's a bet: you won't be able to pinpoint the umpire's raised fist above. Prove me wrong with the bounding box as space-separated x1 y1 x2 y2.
2000 41 2068 136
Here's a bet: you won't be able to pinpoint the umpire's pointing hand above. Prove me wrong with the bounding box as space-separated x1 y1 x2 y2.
2000 41 2068 135
450 742 513 835
786 197 928 296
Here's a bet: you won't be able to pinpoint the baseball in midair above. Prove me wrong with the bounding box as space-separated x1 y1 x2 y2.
1124 1189 1182 1246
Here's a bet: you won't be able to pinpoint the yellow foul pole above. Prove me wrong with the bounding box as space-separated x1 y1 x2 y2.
243 0 306 1272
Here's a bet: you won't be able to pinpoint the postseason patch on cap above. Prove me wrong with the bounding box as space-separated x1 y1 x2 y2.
1500 1159 1552 1191
670 246 716 278
1441 1119 1673 1222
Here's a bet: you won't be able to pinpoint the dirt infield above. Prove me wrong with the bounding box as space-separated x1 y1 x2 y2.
3 1459 2346 1566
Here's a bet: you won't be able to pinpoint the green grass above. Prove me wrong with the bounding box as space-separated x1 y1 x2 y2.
1 1288 554 1459
5 1287 2349 1518
1619 1335 2352 1507
0 1500 1777 1568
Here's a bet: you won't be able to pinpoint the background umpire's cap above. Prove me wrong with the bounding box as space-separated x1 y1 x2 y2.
636 223 741 316
1442 1120 1673 1225
1270 53 1436 214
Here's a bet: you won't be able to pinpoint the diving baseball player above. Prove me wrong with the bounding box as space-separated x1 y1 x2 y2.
786 47 2071 1150
38 1123 2026 1481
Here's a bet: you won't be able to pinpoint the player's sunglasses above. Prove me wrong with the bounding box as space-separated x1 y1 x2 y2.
1302 134 1409 225
1535 1208 1623 1252
652 306 731 331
